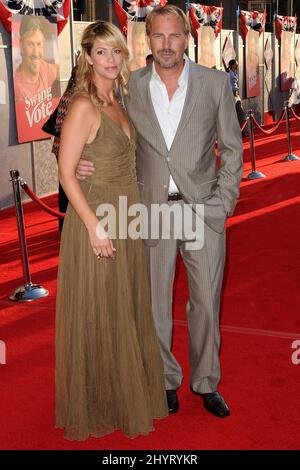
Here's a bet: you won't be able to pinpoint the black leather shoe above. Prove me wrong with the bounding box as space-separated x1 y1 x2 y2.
166 389 179 414
200 391 230 418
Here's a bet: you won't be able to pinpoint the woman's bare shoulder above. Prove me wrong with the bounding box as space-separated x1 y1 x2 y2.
69 92 95 113
65 93 100 128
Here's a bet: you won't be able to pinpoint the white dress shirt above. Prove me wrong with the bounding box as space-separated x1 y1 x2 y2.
149 55 189 194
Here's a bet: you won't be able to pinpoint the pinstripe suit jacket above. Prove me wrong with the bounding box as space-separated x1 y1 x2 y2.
125 59 243 243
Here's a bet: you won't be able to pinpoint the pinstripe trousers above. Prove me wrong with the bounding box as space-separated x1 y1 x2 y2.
145 201 226 394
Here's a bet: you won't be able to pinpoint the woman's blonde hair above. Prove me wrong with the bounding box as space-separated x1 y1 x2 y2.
75 21 130 107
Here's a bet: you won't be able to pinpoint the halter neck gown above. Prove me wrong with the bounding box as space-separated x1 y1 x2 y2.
55 112 168 440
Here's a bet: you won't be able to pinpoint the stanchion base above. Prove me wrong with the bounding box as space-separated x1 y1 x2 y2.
247 171 266 180
9 283 49 302
283 154 300 161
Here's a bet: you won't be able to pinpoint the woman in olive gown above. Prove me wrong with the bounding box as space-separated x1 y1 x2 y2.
55 21 168 441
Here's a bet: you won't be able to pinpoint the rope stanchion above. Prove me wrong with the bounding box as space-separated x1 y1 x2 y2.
9 170 49 302
282 102 300 162
247 110 266 180
290 106 300 122
20 180 65 218
251 109 285 135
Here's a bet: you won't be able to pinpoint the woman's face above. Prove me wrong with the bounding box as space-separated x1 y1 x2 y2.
86 37 124 81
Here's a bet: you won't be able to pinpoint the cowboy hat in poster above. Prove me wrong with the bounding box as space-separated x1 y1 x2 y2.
12 14 61 143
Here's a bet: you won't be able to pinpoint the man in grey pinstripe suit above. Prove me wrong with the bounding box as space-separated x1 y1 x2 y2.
77 5 243 418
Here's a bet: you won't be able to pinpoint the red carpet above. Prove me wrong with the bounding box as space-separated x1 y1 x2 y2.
1 119 300 449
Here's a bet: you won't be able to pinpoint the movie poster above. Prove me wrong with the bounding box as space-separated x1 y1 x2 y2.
280 31 294 92
295 37 300 67
222 35 236 70
246 28 260 98
197 26 216 68
12 14 61 143
127 21 151 71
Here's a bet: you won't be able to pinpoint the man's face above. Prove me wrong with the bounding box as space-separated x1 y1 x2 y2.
283 34 291 54
132 32 146 65
247 34 257 62
147 13 189 69
201 34 211 57
20 29 44 76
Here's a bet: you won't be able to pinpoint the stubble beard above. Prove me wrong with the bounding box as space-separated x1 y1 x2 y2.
154 50 181 69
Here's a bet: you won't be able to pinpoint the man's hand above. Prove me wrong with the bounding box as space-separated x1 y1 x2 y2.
76 158 95 180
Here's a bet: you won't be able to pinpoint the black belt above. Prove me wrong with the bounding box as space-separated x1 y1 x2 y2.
168 193 183 201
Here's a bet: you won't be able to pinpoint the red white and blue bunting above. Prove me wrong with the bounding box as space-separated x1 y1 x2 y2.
113 0 167 35
0 0 70 34
238 8 266 39
275 14 297 39
188 3 223 39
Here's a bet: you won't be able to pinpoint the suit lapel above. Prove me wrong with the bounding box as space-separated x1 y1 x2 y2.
170 61 204 152
135 68 168 153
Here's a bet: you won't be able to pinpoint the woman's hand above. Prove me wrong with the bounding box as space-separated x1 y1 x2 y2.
88 220 116 260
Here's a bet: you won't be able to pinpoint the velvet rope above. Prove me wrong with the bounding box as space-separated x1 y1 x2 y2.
240 120 248 132
20 181 65 219
250 109 286 135
290 107 300 122
18 106 291 221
